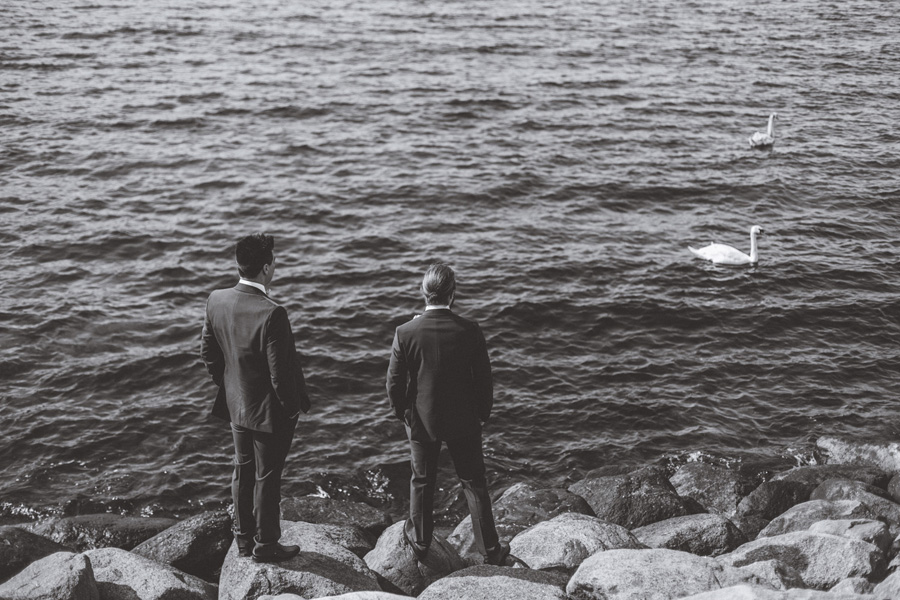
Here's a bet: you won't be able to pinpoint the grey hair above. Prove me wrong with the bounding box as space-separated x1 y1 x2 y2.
421 263 456 305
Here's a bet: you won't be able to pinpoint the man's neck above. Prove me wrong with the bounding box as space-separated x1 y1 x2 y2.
239 277 268 295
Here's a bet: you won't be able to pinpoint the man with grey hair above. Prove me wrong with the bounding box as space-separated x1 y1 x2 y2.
386 263 509 565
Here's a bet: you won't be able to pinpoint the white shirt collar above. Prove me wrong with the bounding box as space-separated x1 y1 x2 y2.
239 278 268 295
425 304 450 311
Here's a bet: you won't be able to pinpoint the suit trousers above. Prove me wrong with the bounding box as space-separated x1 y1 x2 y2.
230 417 296 549
406 431 500 558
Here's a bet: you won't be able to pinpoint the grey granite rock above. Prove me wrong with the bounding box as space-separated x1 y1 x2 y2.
510 512 644 572
84 547 216 600
815 436 900 475
23 514 176 552
568 466 699 530
759 500 896 539
0 551 98 600
670 462 754 517
418 565 569 600
280 497 393 542
719 531 885 590
131 509 231 581
0 526 74 583
363 520 465 596
733 480 812 540
632 512 747 557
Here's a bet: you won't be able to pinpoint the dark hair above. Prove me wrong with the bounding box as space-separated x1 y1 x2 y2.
421 263 456 305
235 233 274 278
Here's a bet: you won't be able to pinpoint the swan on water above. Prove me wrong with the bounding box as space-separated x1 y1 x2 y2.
689 225 764 265
749 113 777 148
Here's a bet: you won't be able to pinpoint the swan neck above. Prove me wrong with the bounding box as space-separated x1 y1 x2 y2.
766 115 775 137
749 231 759 262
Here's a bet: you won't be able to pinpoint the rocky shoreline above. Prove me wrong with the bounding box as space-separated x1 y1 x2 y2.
4 435 900 599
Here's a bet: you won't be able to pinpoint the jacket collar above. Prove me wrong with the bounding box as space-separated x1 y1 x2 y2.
235 282 267 296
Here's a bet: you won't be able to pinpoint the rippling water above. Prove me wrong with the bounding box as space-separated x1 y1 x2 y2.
2 0 900 524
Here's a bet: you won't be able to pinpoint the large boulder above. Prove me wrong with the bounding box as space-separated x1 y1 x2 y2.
719 531 885 590
829 577 874 595
418 565 569 600
680 584 878 598
23 514 177 551
84 547 216 600
565 548 757 599
0 526 74 582
815 436 900 473
732 480 811 540
509 513 644 572
772 463 891 491
632 513 746 557
364 521 465 596
568 466 699 530
131 510 232 581
874 569 900 598
259 593 408 600
807 519 892 555
447 482 593 563
731 559 804 591
219 520 380 600
758 500 894 539
280 497 393 542
0 551 97 600
670 462 754 517
810 479 891 502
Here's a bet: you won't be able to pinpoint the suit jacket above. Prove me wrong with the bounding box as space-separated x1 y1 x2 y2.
200 283 310 433
386 308 493 442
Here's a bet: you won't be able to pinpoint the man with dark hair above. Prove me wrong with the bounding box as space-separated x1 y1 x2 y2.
386 263 509 565
201 232 310 563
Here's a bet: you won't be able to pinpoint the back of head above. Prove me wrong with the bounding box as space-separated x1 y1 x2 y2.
235 233 275 278
421 263 456 306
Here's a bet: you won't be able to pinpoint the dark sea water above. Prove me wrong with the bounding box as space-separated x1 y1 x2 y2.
3 0 900 525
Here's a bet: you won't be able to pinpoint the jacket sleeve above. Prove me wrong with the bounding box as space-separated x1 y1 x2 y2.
386 329 409 421
295 352 311 414
472 323 493 422
200 300 225 387
265 305 301 416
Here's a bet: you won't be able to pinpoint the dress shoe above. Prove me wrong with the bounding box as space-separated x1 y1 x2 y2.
252 543 300 563
485 541 510 566
402 525 429 561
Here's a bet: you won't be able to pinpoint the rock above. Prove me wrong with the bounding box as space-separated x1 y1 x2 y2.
280 497 393 542
565 548 757 599
679 584 877 598
815 436 900 474
568 466 699 530
811 479 891 502
758 500 896 539
219 520 380 600
804 483 900 535
509 513 644 572
84 547 216 600
23 514 177 552
632 513 747 557
670 462 754 517
719 531 885 590
732 559 805 590
874 569 900 598
807 519 892 555
447 482 593 564
363 521 465 596
131 510 232 581
0 551 98 600
0 526 74 582
772 464 891 491
887 474 900 504
733 480 813 539
829 577 874 595
259 593 409 600
418 565 569 600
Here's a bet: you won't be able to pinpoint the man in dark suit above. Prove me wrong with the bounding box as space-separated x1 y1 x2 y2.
200 233 310 563
386 263 509 565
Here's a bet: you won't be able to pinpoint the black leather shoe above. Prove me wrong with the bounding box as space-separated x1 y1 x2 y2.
485 541 510 566
252 543 300 563
237 545 253 558
402 526 429 561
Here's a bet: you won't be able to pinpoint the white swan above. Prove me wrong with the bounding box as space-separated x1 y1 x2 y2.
689 226 764 265
749 113 777 148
